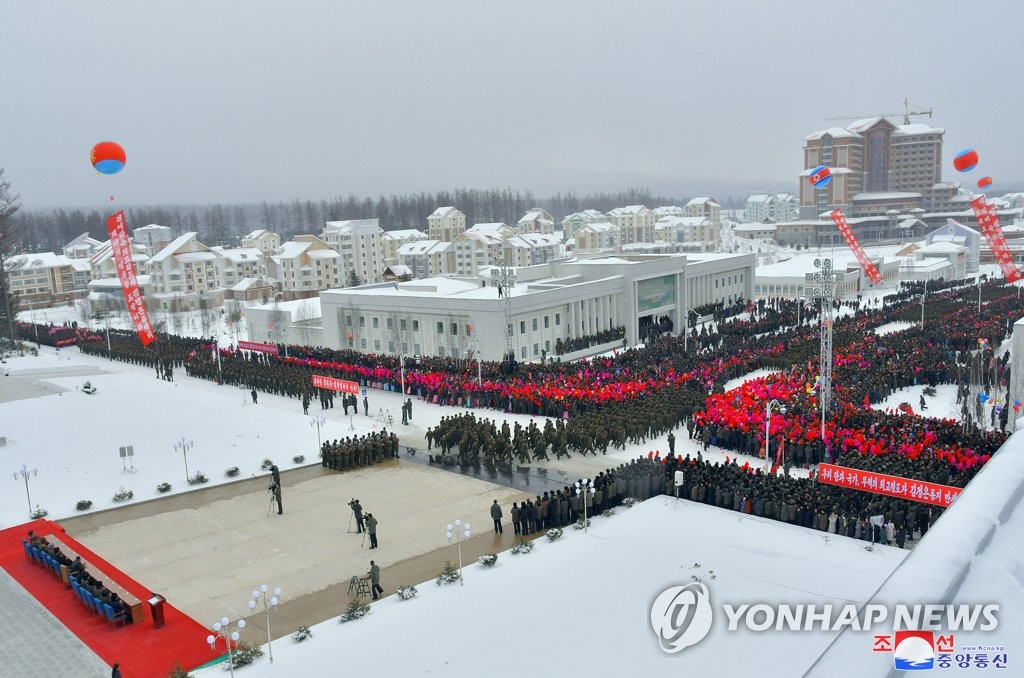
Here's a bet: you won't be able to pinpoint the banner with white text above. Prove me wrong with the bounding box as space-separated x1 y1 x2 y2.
817 463 961 507
312 375 360 394
970 195 1022 283
830 209 884 285
106 211 156 346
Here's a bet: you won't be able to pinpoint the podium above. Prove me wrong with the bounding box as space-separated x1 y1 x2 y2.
148 594 166 629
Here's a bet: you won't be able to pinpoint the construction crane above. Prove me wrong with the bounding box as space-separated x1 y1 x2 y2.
825 98 932 125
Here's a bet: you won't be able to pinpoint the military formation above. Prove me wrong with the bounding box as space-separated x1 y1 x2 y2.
321 430 399 471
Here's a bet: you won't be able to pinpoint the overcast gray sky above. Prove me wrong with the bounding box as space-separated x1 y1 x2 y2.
1 0 1019 208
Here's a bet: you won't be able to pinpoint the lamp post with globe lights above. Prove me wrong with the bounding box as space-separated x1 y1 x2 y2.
446 519 470 586
207 616 245 678
576 478 595 532
13 464 37 518
310 416 325 455
174 437 194 483
248 584 281 663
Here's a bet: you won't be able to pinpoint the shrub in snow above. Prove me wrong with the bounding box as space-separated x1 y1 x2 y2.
339 599 371 622
225 467 240 477
622 497 638 508
602 508 615 517
571 518 591 530
188 472 208 486
112 487 134 503
228 641 263 668
292 455 305 464
76 500 92 511
291 626 313 643
260 458 275 470
511 538 534 554
157 482 172 493
477 553 498 567
396 585 418 600
546 528 563 542
166 660 193 677
30 505 48 519
436 561 461 585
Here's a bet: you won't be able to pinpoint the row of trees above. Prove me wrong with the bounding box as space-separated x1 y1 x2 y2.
7 186 753 255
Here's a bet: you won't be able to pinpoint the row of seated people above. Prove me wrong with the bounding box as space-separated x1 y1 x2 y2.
27 530 133 623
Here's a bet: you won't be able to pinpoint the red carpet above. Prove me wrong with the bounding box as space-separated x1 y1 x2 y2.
0 519 214 676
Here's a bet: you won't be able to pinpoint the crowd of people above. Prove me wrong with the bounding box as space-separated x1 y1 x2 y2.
27 531 132 619
321 430 399 470
16 274 1024 546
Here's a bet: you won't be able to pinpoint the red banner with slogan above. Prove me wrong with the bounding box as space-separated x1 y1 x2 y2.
237 340 278 354
312 375 360 394
817 463 961 507
970 195 1023 283
830 209 884 285
105 211 155 346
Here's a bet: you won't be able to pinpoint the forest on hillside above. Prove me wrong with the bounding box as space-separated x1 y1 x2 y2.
9 186 747 254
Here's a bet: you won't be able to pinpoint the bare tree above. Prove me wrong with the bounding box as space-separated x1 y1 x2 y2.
294 299 320 347
0 169 22 352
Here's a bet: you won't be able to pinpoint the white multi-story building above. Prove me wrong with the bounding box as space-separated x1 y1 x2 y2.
427 206 467 242
241 229 282 256
745 192 799 223
322 219 385 285
132 224 174 256
396 240 450 279
213 247 265 291
381 229 429 266
684 196 722 227
515 208 555 235
6 252 78 308
269 235 342 299
573 222 621 253
147 232 223 310
560 209 605 241
62 233 104 260
318 252 755 361
606 205 657 245
655 216 716 250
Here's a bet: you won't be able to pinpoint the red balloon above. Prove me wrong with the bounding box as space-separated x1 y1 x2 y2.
952 149 978 173
90 141 126 174
977 176 993 190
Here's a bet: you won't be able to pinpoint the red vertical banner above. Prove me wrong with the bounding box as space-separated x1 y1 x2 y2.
970 195 1022 283
105 211 156 346
830 209 884 284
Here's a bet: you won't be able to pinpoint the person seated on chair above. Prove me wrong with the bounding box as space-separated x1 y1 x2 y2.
27 530 41 547
69 556 85 574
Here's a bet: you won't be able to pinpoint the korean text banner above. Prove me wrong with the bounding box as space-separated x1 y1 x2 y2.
312 375 360 394
105 211 155 346
970 195 1022 283
817 463 961 507
830 209 884 284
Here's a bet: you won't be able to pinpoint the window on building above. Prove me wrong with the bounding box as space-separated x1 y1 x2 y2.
521 346 527 358
373 317 379 329
544 340 550 352
438 346 446 357
360 338 367 349
450 322 457 335
544 316 549 328
414 343 421 354
400 318 407 331
374 340 381 351
533 343 539 356
386 317 393 330
519 320 526 334
359 316 365 328
555 313 561 326
412 320 419 332
437 322 444 334
532 318 538 331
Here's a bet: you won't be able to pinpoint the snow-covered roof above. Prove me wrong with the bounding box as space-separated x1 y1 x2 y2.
215 247 263 264
506 233 561 248
273 241 312 260
323 219 382 235
468 223 510 233
87 275 153 289
652 206 685 217
851 192 922 201
517 209 553 224
428 206 461 219
396 240 444 256
685 196 719 208
384 264 412 276
9 252 71 269
230 277 275 292
243 229 274 240
894 123 944 136
606 205 649 217
916 241 966 254
847 116 889 133
150 233 201 264
307 249 340 259
747 193 774 203
175 251 219 263
133 224 172 234
562 209 605 224
804 126 862 141
382 229 428 240
732 223 777 232
576 222 619 234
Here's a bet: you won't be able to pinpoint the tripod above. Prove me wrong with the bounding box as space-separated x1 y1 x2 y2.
267 493 277 518
347 511 355 534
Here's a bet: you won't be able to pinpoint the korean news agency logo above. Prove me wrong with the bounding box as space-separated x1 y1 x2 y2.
873 629 1009 671
649 582 714 653
892 630 939 671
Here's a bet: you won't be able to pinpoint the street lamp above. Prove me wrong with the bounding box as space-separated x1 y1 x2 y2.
920 279 927 329
765 399 787 472
248 584 281 663
174 437 194 482
575 478 595 533
446 519 471 586
13 464 37 517
207 617 246 678
310 416 325 455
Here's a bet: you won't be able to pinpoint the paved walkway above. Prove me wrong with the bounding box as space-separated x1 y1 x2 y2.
0 568 111 677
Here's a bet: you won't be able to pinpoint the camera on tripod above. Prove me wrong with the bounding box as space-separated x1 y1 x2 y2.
348 498 358 510
269 481 280 493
